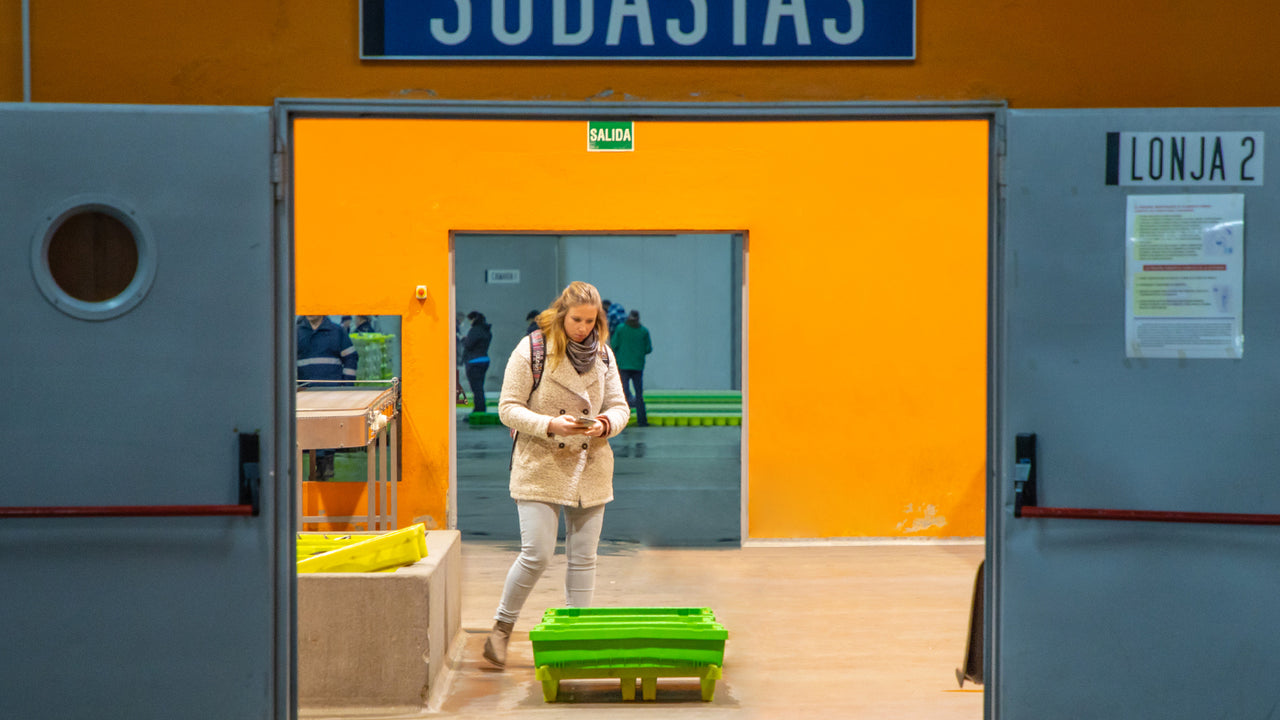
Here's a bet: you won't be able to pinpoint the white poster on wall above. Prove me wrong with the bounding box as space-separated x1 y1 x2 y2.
1125 194 1244 359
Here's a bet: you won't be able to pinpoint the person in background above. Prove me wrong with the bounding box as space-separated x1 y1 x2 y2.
525 309 540 335
602 298 626 336
353 315 376 333
483 281 631 668
456 312 469 405
462 311 493 414
609 309 653 427
296 314 358 480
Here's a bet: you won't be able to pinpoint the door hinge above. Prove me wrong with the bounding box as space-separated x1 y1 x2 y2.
271 151 284 201
994 120 1007 190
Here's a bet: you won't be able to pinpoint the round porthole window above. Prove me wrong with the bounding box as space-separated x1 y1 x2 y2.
31 197 156 321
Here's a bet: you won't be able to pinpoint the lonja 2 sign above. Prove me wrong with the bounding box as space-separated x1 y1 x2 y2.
361 0 916 60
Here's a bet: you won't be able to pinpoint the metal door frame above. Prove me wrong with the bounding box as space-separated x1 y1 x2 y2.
276 98 1004 557
271 105 298 720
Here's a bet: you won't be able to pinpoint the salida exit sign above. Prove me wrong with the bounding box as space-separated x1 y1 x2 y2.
587 121 634 152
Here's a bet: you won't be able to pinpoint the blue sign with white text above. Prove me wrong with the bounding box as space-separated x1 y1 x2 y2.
362 0 915 60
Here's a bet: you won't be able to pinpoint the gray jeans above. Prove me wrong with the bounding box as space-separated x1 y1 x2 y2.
494 500 606 624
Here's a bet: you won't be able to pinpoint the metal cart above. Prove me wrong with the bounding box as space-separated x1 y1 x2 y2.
296 379 400 531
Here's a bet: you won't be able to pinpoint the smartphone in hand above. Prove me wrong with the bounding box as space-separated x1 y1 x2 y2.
575 416 597 427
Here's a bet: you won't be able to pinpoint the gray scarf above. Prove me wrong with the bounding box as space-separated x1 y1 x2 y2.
566 329 599 374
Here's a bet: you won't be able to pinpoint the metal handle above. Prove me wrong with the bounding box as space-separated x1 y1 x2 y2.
1018 506 1280 526
1013 433 1037 517
0 504 256 519
1013 431 1280 526
0 433 261 519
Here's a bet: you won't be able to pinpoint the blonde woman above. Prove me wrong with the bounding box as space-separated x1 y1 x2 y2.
483 281 631 668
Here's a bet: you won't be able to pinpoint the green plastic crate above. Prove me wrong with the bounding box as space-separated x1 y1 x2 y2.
542 607 716 620
530 607 727 702
641 391 742 405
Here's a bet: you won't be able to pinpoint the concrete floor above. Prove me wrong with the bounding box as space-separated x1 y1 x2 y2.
417 539 986 719
308 407 986 718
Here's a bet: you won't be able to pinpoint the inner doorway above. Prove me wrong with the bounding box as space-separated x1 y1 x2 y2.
454 232 744 546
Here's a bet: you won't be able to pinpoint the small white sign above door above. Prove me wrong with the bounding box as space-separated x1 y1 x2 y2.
485 269 520 284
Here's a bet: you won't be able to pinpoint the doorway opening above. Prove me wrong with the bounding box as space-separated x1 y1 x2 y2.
286 100 996 717
453 232 745 546
290 106 991 543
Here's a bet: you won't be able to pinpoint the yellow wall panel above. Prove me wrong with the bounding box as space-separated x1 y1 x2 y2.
295 117 987 539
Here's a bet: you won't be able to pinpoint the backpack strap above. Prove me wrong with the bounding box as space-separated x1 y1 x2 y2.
511 330 546 471
528 329 546 395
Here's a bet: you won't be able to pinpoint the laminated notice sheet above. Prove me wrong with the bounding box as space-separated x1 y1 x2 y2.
1125 194 1244 358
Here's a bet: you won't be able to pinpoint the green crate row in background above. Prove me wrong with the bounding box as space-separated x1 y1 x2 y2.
463 389 742 427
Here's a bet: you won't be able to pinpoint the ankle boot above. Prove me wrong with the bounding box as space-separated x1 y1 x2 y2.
483 620 515 668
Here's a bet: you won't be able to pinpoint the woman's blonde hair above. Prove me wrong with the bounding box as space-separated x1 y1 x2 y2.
537 281 608 370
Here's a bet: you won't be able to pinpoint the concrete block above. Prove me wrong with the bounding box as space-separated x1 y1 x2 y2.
298 530 461 714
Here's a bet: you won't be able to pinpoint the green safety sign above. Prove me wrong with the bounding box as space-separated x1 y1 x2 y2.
588 121 634 152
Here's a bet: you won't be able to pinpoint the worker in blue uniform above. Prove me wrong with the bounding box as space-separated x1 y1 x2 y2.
297 315 359 480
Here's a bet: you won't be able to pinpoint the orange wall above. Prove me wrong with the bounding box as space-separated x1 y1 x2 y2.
294 118 987 538
0 1 20 100
8 1 1280 107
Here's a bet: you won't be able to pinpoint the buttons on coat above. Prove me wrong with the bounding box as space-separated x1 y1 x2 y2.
559 409 566 415
581 443 588 449
582 408 589 415
559 442 565 448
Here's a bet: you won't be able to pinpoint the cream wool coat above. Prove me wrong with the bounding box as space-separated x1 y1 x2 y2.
498 334 631 508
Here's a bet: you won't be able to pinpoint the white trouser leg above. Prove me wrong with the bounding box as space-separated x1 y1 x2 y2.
494 500 559 624
563 502 606 608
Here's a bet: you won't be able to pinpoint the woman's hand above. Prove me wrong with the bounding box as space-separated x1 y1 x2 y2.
583 418 606 437
549 414 593 436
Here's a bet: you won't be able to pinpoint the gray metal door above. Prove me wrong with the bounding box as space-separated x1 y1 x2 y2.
0 105 290 719
992 109 1280 718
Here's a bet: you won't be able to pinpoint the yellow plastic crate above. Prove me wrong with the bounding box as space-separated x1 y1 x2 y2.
297 523 427 573
297 533 366 559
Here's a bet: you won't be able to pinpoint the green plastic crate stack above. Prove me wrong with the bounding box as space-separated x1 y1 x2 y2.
350 333 395 381
530 607 727 702
632 391 743 427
